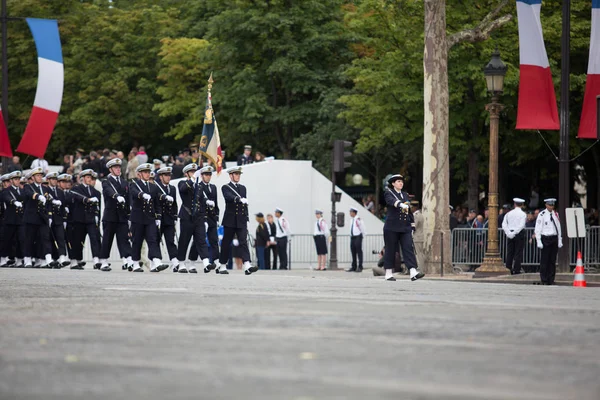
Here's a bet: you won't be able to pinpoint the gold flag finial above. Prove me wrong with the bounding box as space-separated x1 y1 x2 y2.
207 72 214 91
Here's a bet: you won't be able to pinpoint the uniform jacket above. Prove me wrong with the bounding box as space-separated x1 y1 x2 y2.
63 190 75 223
236 154 253 166
178 178 205 222
71 184 101 224
221 182 248 228
155 181 178 226
1 186 25 225
129 179 162 225
22 183 51 225
383 189 414 233
47 185 68 226
200 181 219 227
102 175 130 223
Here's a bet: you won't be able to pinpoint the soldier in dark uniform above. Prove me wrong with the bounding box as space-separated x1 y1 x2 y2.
236 145 253 166
45 172 69 268
70 169 102 269
129 163 166 273
154 166 178 272
58 174 76 268
22 168 55 268
217 166 257 275
99 158 133 272
382 174 425 282
176 163 213 274
199 165 220 263
0 171 25 267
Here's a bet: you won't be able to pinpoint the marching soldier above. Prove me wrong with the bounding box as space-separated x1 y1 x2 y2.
0 171 25 267
410 200 424 272
176 163 213 274
99 158 133 272
274 207 291 269
58 174 75 267
129 163 167 273
382 174 424 282
45 172 69 268
70 169 102 270
216 166 257 275
199 165 220 263
346 207 366 273
502 197 527 275
155 166 178 272
534 198 562 285
22 168 55 268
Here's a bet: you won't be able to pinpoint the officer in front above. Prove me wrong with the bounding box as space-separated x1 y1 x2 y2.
0 171 25 267
502 197 527 275
22 168 54 268
70 169 102 269
199 165 220 263
155 166 179 272
534 198 562 285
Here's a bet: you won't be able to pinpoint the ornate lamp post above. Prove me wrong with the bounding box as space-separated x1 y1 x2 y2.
477 49 508 276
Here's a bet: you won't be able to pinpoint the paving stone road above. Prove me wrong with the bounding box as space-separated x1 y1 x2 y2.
1 268 599 400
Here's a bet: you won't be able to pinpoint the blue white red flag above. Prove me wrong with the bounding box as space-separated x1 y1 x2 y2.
578 0 600 139
198 76 223 175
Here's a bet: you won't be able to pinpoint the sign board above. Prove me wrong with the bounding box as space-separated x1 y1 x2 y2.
565 208 586 238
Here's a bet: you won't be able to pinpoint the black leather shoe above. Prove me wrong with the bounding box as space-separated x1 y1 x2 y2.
122 264 128 270
217 269 229 275
41 264 52 269
245 269 253 275
204 263 216 273
248 266 258 274
70 265 83 270
77 262 86 268
386 276 397 281
94 263 101 270
356 267 363 273
411 271 425 281
128 266 133 272
101 265 111 272
61 261 71 267
50 261 60 269
173 266 179 273
6 260 15 266
0 264 8 268
132 268 143 272
157 264 169 272
189 268 197 274
346 267 357 272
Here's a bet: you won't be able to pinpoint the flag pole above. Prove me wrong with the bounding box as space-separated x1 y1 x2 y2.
558 0 570 272
1 0 9 171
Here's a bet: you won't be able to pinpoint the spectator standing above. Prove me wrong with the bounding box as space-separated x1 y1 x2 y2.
274 207 291 269
449 205 458 231
72 149 85 175
255 213 269 270
525 211 537 228
364 195 375 214
237 145 253 166
117 151 127 176
126 151 139 180
7 156 22 172
254 152 265 162
61 155 72 173
30 157 49 175
265 214 278 269
171 157 184 179
313 210 328 271
136 146 148 164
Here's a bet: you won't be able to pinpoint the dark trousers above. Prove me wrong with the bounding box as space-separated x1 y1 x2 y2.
71 222 101 260
206 225 219 262
100 221 131 259
160 224 178 260
276 236 288 269
177 219 208 261
350 235 364 269
24 224 51 258
219 226 250 264
256 246 266 269
65 222 75 259
540 235 559 284
383 230 417 270
505 232 525 273
0 224 25 258
131 222 161 261
264 245 277 269
50 224 67 258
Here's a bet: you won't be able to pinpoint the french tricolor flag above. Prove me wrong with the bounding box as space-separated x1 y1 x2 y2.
515 0 560 130
578 0 600 139
0 109 12 157
16 18 64 158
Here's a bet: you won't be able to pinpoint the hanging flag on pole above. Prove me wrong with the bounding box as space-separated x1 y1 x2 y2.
578 0 600 139
0 108 12 157
515 0 560 130
198 73 223 175
16 18 64 158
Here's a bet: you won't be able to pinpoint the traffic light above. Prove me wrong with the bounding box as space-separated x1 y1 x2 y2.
336 212 345 227
333 140 352 172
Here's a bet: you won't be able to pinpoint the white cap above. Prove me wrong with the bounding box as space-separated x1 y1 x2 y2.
157 167 172 175
544 198 557 205
136 163 153 173
28 167 44 178
57 174 72 182
275 207 284 214
226 166 243 174
513 197 526 204
45 172 58 180
8 171 22 179
200 166 214 174
350 207 358 213
80 169 94 177
106 158 122 169
153 159 162 164
183 163 198 174
0 174 9 181
315 209 323 214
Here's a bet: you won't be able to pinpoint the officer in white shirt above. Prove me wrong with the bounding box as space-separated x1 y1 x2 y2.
274 207 291 269
534 198 562 285
30 158 49 175
313 209 328 271
502 197 527 275
347 207 366 272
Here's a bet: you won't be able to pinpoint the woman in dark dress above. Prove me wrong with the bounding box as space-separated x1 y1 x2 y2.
382 174 425 282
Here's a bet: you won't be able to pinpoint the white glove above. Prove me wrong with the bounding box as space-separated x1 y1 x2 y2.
142 193 151 201
232 239 239 246
14 201 22 208
399 203 409 210
537 241 543 249
63 222 67 230
269 236 275 242
155 219 161 229
194 170 202 179
206 199 215 207
204 222 209 231
65 207 70 214
240 197 248 204
95 217 99 225
48 218 52 226
117 196 125 204
165 195 174 203
38 195 47 204
128 221 131 230
89 197 99 203
558 240 563 249
52 200 62 206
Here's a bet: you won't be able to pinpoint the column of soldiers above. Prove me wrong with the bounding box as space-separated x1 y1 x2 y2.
0 161 257 275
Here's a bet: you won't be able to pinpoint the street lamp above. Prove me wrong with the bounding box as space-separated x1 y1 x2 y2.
476 49 508 276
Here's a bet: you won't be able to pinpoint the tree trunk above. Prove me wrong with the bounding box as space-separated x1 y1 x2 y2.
422 0 451 274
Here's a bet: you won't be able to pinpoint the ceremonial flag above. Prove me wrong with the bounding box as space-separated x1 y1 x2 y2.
16 18 64 158
578 0 600 139
198 74 223 175
0 109 12 157
515 0 559 130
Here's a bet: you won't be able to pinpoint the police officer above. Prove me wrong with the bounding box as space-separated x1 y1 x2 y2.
99 158 133 272
382 174 424 282
199 165 220 263
22 168 54 268
347 207 366 273
0 171 25 267
534 198 562 285
217 166 257 275
45 172 69 268
176 163 213 274
154 166 178 272
313 209 328 271
129 163 167 273
502 197 527 275
70 169 102 269
274 207 291 269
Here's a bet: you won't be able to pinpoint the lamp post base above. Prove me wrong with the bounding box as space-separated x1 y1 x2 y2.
474 254 508 277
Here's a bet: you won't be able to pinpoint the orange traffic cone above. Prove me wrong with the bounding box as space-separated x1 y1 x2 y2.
573 251 587 288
